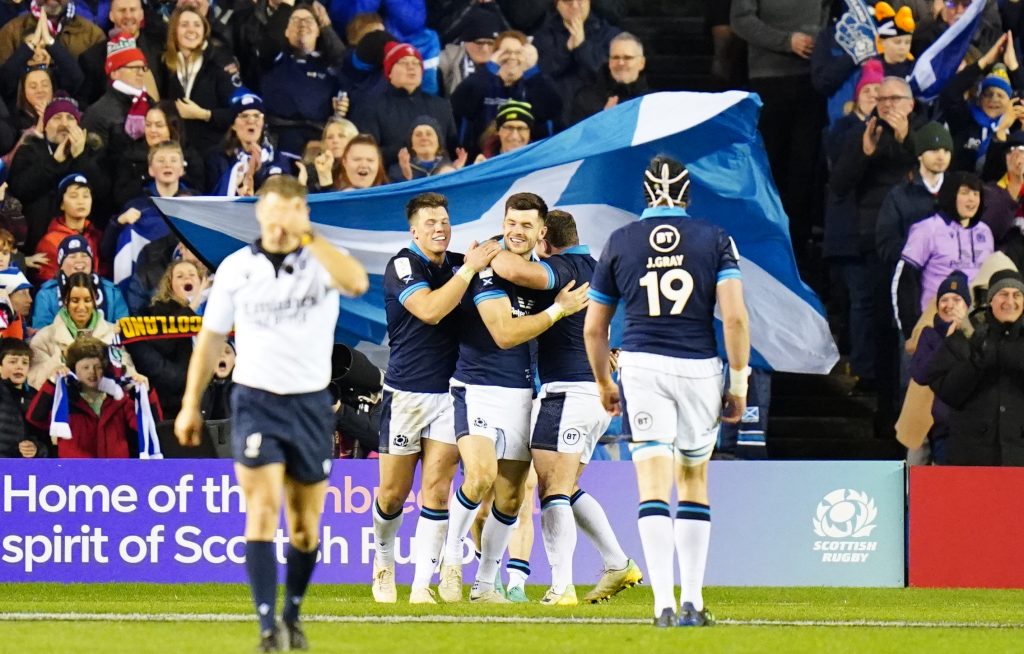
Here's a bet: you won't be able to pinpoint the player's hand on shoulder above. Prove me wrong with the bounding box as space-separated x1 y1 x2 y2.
722 392 746 425
464 239 500 272
174 406 204 447
555 279 590 315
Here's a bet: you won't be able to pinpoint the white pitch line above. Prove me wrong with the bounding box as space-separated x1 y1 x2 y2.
0 613 1022 629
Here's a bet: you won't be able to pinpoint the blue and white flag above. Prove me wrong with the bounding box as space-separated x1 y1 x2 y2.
135 385 163 460
113 216 171 288
50 374 72 441
156 92 839 374
909 0 986 101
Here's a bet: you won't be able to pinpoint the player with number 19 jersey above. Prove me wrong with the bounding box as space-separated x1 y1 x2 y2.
589 206 741 359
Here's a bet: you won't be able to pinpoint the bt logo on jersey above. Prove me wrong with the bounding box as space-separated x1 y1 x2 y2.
648 224 681 253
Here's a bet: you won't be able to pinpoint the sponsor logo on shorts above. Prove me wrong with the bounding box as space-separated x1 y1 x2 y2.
244 433 262 459
812 489 879 563
633 412 653 431
561 428 581 446
473 417 488 429
393 434 409 448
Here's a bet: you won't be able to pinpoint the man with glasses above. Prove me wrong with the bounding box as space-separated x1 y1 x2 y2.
831 75 921 429
570 31 649 124
534 0 621 114
82 34 153 148
259 2 347 158
439 4 507 96
78 0 164 104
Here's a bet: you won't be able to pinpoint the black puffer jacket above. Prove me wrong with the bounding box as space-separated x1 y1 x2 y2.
926 311 1024 466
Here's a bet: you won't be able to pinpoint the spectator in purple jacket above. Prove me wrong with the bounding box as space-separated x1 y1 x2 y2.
894 172 995 338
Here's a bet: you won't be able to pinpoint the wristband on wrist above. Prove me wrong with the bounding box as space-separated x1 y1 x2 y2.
728 365 751 397
457 266 476 283
299 230 316 247
544 302 565 324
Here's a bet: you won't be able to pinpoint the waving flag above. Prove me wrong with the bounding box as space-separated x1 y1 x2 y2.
156 91 839 374
909 0 985 101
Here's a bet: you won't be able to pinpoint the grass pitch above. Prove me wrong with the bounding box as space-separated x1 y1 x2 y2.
1 584 1022 653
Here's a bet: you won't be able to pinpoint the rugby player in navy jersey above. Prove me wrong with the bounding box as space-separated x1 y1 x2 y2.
584 157 750 628
372 192 500 604
439 192 591 604
489 209 642 605
175 175 369 651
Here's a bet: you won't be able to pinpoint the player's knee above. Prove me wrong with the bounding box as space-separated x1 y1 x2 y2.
375 491 406 516
421 480 451 509
289 526 319 552
462 464 497 497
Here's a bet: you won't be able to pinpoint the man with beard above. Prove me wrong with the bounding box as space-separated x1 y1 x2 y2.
370 192 500 604
438 192 590 604
7 94 110 252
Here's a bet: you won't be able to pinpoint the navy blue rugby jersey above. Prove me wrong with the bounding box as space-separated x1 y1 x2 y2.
589 206 741 360
383 242 465 392
536 245 596 384
452 266 543 389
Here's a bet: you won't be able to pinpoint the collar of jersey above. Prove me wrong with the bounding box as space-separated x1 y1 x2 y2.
641 206 689 220
560 244 590 255
409 239 451 266
250 240 303 261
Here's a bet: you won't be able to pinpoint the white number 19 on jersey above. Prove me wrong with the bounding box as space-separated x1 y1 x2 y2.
639 269 694 316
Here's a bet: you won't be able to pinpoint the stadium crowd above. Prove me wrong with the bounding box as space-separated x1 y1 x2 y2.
0 0 1023 468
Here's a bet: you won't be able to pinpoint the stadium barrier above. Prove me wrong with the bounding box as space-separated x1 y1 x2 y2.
909 466 1024 588
0 460 904 586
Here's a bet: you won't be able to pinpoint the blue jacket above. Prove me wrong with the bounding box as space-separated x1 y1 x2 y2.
261 50 344 157
32 276 129 330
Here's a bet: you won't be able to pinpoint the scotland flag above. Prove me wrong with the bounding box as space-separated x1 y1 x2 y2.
908 0 985 101
156 91 839 374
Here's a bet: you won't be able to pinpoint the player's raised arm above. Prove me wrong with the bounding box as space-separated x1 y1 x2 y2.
404 239 500 324
489 249 553 290
477 280 589 349
303 232 370 296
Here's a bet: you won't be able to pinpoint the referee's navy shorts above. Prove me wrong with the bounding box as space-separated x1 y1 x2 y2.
231 384 335 483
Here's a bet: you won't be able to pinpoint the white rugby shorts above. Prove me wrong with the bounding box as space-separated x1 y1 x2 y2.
450 379 533 462
378 387 456 455
530 381 610 464
618 351 724 466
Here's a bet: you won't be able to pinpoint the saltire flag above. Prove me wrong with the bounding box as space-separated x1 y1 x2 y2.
156 91 839 374
909 0 985 101
113 215 170 288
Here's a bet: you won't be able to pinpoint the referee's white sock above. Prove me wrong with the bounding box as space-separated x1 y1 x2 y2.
373 499 404 568
675 502 711 611
412 506 448 588
443 486 480 566
638 500 675 617
541 494 576 593
474 506 517 592
571 489 629 571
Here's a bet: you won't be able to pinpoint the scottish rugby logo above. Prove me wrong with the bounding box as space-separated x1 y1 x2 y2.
811 489 879 563
813 489 877 538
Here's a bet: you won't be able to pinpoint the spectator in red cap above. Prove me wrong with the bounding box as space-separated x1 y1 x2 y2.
7 93 110 253
78 0 165 104
350 40 457 167
33 173 103 283
81 33 153 149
